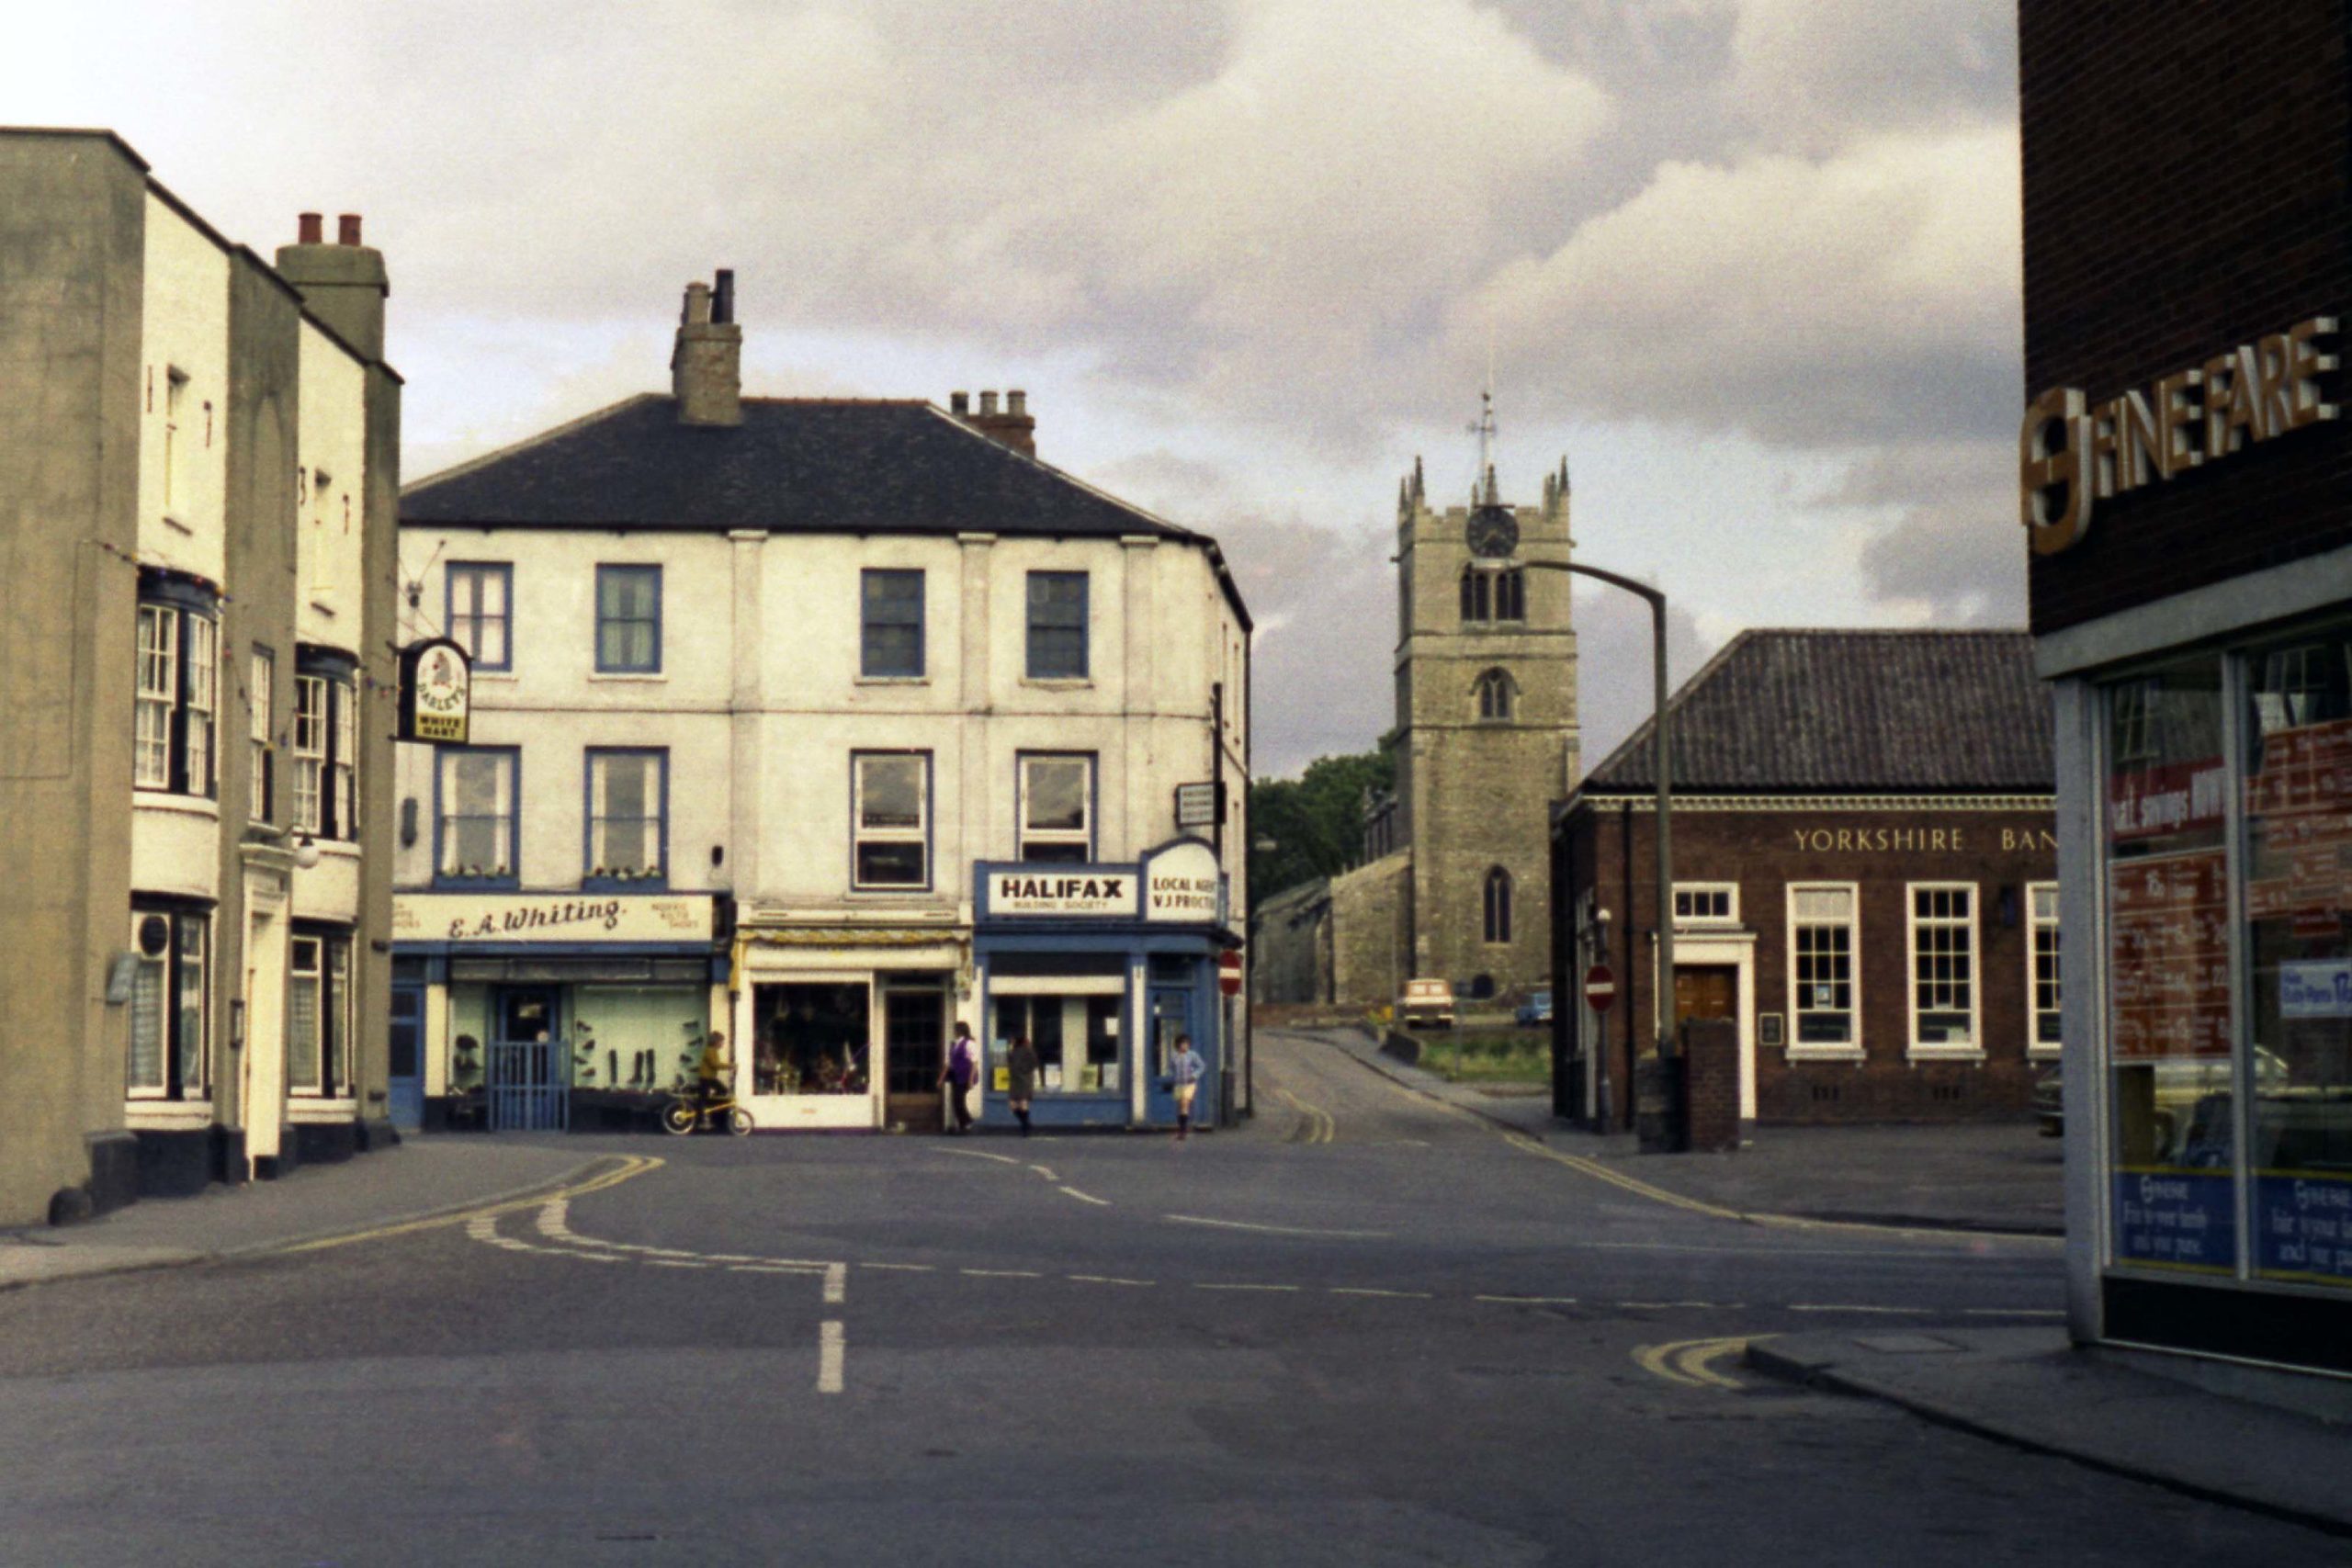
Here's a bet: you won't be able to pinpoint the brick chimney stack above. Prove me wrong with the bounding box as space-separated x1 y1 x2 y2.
276 210 390 362
672 269 742 427
951 387 1035 458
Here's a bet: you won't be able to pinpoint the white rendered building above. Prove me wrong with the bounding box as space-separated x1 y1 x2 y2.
392 275 1251 1134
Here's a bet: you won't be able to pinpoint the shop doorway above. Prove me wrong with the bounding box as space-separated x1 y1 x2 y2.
1144 986 1197 1124
748 981 877 1129
883 985 948 1132
389 981 424 1130
489 987 568 1131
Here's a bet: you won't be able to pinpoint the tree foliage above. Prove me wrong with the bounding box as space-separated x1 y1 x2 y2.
1248 748 1396 903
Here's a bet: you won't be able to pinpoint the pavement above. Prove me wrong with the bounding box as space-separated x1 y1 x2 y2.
1319 1024 2064 1234
1298 1025 2352 1541
0 1136 604 1292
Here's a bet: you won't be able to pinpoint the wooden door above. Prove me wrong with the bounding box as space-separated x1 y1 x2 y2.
1674 965 1737 1022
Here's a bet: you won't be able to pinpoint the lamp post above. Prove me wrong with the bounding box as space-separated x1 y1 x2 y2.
1484 556 1676 1084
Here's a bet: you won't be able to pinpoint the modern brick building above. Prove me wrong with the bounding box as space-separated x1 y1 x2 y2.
2022 1 2352 1371
0 130 402 1224
1551 630 2056 1131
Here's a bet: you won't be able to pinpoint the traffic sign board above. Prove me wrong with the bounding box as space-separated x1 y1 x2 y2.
1218 949 1243 998
1583 963 1617 1014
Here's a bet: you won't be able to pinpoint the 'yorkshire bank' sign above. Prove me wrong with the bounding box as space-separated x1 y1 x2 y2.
2021 314 2339 555
393 893 715 945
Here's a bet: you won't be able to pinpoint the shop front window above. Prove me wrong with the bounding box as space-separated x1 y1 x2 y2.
990 991 1121 1094
2104 658 2233 1274
752 983 871 1096
2243 629 2352 1290
128 907 209 1100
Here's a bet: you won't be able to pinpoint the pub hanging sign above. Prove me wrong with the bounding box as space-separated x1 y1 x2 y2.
397 637 472 744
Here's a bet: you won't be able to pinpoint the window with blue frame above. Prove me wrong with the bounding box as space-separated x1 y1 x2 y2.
1019 753 1094 862
1025 571 1088 680
861 569 925 678
585 749 667 887
446 562 512 671
436 746 519 886
595 565 662 673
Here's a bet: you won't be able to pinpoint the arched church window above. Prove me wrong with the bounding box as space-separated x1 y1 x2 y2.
1485 867 1513 944
1475 668 1514 721
1459 567 1491 624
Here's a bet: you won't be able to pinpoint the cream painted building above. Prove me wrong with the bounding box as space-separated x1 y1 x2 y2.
393 276 1251 1134
0 130 401 1224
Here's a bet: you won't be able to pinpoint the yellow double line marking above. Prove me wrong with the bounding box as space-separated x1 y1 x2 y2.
1273 1087 1336 1145
274 1154 665 1256
1634 1334 1773 1390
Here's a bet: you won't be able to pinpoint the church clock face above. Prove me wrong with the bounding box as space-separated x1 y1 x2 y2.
1466 503 1518 559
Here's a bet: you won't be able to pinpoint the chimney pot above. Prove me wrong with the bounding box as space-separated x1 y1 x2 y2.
1007 389 1026 417
979 390 1000 416
298 212 323 245
713 268 735 325
950 391 969 415
337 214 362 246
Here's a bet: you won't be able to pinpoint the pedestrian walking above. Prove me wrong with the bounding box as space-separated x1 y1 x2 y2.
1168 1032 1205 1142
941 1020 978 1134
1007 1034 1040 1136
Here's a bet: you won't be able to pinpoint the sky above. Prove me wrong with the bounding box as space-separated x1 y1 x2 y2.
8 0 2025 779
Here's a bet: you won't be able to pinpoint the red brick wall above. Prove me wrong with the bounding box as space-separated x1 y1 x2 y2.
2022 1 2352 634
1558 800 2058 1126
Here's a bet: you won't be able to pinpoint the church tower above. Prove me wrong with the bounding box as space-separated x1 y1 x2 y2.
1388 394 1578 999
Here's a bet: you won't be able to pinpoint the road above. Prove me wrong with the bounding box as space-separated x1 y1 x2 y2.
0 1028 2328 1565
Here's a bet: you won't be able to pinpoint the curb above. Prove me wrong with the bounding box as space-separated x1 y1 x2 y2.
1293 1028 2059 1241
1745 1340 2352 1542
0 1152 630 1297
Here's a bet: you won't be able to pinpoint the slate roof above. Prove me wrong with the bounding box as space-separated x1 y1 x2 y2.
402 394 1199 545
1577 629 2052 795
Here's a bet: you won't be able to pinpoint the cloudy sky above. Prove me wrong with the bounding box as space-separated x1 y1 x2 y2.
10 0 2024 777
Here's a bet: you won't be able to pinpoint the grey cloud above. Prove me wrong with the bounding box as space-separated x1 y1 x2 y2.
1840 439 2028 624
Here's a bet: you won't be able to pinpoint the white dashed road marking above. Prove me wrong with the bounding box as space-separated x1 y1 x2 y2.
1165 1214 1389 1239
819 1321 845 1394
1058 1186 1113 1207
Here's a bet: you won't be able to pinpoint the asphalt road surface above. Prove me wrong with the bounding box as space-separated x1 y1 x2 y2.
0 1029 2331 1565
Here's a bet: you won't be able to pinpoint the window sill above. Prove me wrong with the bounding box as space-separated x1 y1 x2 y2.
287 1096 357 1122
590 670 667 682
1906 1045 1987 1064
848 886 937 899
1021 677 1093 691
1784 1044 1865 1063
433 877 520 892
2027 1045 2064 1061
134 789 220 819
123 1099 214 1128
855 675 931 686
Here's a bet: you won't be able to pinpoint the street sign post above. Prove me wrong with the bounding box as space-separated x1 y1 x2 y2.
1583 963 1617 1015
1218 949 1243 998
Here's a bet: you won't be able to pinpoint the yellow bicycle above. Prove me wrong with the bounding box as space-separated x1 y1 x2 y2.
661 1086 753 1136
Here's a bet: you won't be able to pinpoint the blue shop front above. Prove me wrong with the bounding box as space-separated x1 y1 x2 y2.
971 839 1231 1131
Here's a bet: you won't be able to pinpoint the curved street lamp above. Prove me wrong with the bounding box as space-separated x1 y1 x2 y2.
1473 550 1677 1089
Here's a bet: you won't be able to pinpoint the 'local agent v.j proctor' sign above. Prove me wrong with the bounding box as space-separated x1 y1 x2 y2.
983 840 1223 923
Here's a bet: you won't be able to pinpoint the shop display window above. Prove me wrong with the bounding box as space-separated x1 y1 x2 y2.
2242 629 2352 1290
573 987 707 1091
753 983 871 1096
288 931 352 1097
990 993 1120 1094
127 907 209 1100
2104 658 2233 1274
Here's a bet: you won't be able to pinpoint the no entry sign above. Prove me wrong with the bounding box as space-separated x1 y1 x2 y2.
1218 949 1243 998
1583 963 1617 1014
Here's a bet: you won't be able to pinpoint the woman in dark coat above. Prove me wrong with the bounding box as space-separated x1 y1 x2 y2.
1006 1034 1041 1136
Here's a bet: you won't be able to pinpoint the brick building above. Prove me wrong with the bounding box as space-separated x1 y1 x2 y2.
2022 0 2352 1372
1552 630 2056 1131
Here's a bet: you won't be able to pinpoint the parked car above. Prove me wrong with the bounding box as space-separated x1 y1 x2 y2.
1399 978 1455 1030
1515 989 1554 1027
